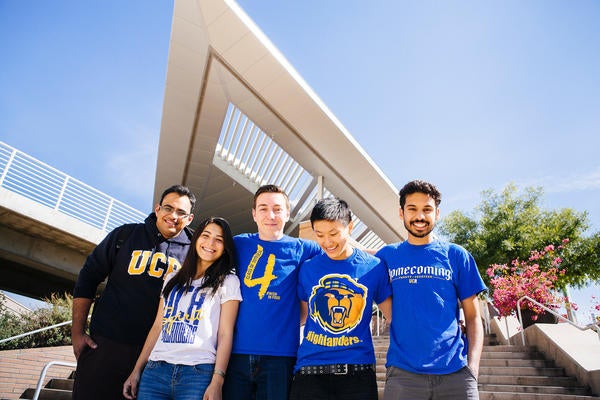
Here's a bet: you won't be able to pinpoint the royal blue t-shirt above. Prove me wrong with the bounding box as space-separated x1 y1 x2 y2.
295 249 392 371
232 233 321 356
376 240 486 374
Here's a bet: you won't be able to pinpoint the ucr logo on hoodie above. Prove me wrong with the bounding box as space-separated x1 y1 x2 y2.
126 250 181 278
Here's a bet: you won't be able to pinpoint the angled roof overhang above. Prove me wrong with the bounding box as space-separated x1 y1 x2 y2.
154 0 406 246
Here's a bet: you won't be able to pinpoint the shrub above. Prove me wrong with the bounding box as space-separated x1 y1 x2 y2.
0 292 73 350
487 240 568 318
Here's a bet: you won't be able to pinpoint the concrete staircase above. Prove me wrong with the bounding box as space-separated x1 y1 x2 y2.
373 333 599 400
374 334 389 399
1 372 74 400
17 375 73 400
0 345 75 400
478 333 597 399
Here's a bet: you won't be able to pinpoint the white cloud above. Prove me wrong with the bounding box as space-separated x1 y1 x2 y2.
517 167 600 194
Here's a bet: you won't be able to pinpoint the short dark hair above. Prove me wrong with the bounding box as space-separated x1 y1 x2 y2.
399 180 442 208
160 185 196 211
253 184 290 210
310 198 352 227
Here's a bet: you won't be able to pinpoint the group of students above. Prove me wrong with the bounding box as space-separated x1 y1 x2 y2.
70 180 486 400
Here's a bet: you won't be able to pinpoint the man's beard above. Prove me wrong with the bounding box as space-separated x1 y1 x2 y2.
404 219 435 238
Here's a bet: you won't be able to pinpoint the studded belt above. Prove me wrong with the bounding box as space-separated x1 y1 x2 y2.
298 363 375 375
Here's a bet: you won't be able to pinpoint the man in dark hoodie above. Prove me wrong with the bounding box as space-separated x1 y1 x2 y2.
71 185 195 400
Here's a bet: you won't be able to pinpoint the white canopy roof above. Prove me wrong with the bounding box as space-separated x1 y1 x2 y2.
155 0 406 245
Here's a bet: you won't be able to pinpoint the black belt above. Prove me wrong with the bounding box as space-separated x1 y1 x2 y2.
298 363 375 375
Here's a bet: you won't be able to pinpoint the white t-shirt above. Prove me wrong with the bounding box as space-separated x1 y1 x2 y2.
149 273 242 365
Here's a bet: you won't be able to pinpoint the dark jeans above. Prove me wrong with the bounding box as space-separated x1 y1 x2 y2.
289 369 378 400
223 353 296 400
72 335 142 400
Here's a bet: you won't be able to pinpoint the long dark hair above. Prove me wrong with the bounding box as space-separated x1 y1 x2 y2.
162 217 236 297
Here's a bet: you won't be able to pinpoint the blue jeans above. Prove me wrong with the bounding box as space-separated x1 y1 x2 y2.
223 354 296 400
138 360 214 400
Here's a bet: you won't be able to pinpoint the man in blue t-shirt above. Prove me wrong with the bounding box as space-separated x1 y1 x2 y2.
377 180 486 400
289 197 392 400
223 185 321 400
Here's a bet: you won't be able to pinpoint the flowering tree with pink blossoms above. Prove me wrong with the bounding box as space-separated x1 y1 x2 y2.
487 239 569 318
439 184 600 292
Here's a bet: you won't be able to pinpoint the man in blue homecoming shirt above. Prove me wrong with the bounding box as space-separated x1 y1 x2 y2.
376 180 486 400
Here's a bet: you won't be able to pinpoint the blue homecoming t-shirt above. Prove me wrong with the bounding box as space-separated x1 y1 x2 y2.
295 249 392 371
376 240 486 374
232 233 321 356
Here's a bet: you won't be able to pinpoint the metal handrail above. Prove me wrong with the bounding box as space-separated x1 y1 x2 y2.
372 304 385 337
0 319 78 399
0 320 72 345
0 141 145 232
32 361 77 400
516 296 600 345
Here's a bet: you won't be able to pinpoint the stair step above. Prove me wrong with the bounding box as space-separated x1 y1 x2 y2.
479 383 590 395
46 378 74 391
484 345 530 352
480 359 552 368
21 388 72 400
479 366 565 377
483 350 545 359
479 391 598 400
479 375 580 387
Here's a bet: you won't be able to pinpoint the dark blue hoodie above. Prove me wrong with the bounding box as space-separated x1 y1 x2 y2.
73 213 193 345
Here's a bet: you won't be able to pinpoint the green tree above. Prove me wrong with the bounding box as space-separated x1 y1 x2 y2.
438 183 600 290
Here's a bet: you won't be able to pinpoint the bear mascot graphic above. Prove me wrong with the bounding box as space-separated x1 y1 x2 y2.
309 274 368 334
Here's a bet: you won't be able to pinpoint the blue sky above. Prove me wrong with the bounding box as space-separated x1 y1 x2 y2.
1 1 598 317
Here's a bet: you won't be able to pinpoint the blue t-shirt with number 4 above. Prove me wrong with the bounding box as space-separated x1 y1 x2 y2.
232 233 321 356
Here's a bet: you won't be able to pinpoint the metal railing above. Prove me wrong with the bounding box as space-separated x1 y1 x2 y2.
32 361 77 400
0 141 145 232
516 296 600 345
371 304 387 337
0 320 73 345
0 319 77 399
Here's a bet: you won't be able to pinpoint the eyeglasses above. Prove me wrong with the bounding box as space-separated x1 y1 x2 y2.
159 204 191 218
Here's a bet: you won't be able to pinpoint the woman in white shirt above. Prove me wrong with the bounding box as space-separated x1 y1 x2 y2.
123 217 242 400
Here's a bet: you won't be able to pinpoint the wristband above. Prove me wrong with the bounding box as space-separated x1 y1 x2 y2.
213 368 226 378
